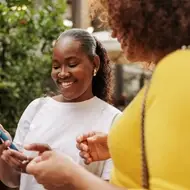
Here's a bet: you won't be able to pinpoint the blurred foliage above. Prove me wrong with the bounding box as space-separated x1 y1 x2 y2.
0 0 69 135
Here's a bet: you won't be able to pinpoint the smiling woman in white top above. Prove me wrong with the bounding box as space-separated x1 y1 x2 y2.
0 29 121 190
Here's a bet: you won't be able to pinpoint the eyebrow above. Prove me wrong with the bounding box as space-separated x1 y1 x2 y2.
52 56 80 64
52 59 59 63
64 56 79 61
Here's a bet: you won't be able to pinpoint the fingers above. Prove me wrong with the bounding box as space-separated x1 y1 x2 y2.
26 156 42 174
1 153 21 169
0 124 6 132
24 143 51 153
1 149 27 163
76 131 96 143
79 151 90 159
88 133 107 144
76 142 88 152
40 151 53 160
1 149 28 171
1 149 27 165
4 140 11 147
0 140 10 150
76 132 107 151
79 151 92 165
76 132 97 152
84 158 92 165
26 152 53 175
32 156 42 163
0 140 10 156
26 156 35 162
4 149 27 161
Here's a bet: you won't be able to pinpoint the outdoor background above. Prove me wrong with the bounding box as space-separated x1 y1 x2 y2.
0 0 150 189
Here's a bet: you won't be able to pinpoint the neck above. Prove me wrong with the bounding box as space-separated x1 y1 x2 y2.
61 87 94 103
68 93 94 103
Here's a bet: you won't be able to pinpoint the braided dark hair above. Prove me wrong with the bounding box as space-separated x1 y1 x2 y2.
57 28 113 103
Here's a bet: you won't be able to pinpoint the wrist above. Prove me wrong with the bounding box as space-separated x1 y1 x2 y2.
68 164 87 189
65 163 94 190
69 164 109 190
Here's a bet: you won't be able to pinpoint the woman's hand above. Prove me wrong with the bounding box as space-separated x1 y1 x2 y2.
0 124 29 173
1 143 52 173
24 143 51 155
26 151 78 189
26 150 122 190
76 132 110 165
0 124 11 154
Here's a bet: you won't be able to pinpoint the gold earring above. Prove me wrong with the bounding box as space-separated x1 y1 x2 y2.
93 69 97 76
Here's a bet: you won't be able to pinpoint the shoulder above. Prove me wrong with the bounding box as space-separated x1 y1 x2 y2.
149 50 190 96
95 97 122 115
24 97 48 112
147 50 190 113
152 50 190 83
16 97 48 130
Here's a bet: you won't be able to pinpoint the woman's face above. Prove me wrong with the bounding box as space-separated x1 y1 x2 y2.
51 37 95 102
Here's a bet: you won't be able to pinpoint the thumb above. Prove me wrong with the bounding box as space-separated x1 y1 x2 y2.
4 140 11 147
26 156 42 174
0 125 12 141
87 135 103 144
0 124 6 132
24 143 51 153
32 156 42 163
40 151 53 161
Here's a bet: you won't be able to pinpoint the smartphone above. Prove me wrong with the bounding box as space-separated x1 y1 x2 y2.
0 130 19 151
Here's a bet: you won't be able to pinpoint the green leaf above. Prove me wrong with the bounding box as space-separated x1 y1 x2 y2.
0 0 70 135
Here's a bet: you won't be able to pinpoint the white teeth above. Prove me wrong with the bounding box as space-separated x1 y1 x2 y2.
62 82 73 85
61 82 73 88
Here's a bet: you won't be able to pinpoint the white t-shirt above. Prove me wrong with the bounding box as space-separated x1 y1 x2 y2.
13 96 121 190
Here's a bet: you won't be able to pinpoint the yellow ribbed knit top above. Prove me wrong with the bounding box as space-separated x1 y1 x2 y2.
109 50 190 190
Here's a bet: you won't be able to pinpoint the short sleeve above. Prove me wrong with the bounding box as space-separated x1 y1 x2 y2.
101 158 113 180
13 98 42 151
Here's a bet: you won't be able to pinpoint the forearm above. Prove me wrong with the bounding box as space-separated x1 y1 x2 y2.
70 165 125 190
0 159 20 188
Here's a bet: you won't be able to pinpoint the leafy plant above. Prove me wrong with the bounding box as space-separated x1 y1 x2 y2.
0 0 69 135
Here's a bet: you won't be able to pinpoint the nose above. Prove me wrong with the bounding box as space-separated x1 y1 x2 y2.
58 66 70 78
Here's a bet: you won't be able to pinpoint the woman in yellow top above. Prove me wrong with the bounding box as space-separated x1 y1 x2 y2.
24 0 190 190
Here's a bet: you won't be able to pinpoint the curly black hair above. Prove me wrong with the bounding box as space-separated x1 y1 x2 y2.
57 28 113 103
89 0 190 63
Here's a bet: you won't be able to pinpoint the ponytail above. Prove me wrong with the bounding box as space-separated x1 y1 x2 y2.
92 37 113 103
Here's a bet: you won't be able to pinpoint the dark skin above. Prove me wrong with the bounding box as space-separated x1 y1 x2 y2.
51 36 100 103
76 132 110 165
0 36 100 188
0 125 27 188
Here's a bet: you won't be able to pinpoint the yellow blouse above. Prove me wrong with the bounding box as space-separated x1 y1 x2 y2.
109 50 190 190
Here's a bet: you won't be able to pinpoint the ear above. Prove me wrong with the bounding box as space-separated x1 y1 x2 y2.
93 55 100 72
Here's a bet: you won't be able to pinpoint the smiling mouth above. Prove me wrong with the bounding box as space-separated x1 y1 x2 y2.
59 81 74 89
